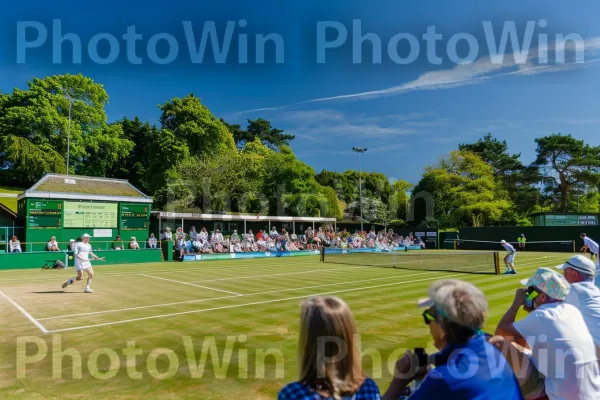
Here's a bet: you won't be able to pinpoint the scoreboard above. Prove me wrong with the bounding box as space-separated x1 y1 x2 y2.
28 200 62 229
120 204 149 231
63 202 118 228
545 214 598 226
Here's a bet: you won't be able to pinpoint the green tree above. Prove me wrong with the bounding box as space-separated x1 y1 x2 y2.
534 134 600 211
223 118 295 150
159 94 236 157
0 74 131 185
413 150 510 227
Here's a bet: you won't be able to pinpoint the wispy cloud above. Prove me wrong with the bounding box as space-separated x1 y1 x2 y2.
239 36 600 114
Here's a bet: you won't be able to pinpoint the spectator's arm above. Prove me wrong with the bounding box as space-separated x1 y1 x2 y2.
495 291 528 348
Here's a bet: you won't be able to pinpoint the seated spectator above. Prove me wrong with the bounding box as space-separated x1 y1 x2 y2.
189 226 198 241
47 236 60 251
493 267 600 400
68 239 76 251
383 279 523 400
175 235 187 259
270 225 279 237
175 227 185 241
159 229 166 240
9 236 21 253
556 255 600 361
112 235 124 250
129 237 140 250
278 296 381 400
163 227 173 241
199 227 208 241
147 233 158 249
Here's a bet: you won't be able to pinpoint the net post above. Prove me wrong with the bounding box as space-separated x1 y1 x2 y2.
494 251 501 275
572 240 576 253
320 245 324 262
454 239 457 250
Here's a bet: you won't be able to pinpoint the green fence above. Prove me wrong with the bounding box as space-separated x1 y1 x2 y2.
0 249 163 270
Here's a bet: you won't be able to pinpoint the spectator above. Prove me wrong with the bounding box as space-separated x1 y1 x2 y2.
68 239 76 251
518 234 527 250
47 236 60 251
175 235 187 259
383 279 523 400
159 229 166 240
278 296 381 400
257 230 263 241
163 227 173 241
493 267 600 400
189 226 198 241
147 233 158 249
270 225 279 237
9 236 21 253
175 227 185 241
129 237 140 250
199 227 208 241
112 235 124 250
556 255 600 361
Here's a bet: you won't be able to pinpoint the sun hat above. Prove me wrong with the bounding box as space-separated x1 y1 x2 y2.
556 255 596 276
520 267 570 300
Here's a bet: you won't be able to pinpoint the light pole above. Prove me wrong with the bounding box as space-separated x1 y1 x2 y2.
352 147 367 232
63 89 73 175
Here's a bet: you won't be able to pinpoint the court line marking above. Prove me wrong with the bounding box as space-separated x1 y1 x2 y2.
0 290 48 333
188 266 381 283
45 273 467 333
37 255 562 322
38 270 438 321
140 274 242 296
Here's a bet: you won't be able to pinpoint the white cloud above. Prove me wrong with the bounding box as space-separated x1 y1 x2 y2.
239 36 600 113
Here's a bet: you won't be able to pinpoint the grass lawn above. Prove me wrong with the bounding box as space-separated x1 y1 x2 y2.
0 251 569 399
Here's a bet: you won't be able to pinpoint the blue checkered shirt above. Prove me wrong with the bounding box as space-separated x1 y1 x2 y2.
278 378 381 400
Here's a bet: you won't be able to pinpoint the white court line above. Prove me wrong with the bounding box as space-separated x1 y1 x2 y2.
188 266 368 283
0 290 48 333
45 273 467 333
140 274 242 296
38 271 437 321
37 255 560 322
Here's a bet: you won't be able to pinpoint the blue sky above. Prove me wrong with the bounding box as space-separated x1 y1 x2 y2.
1 0 600 184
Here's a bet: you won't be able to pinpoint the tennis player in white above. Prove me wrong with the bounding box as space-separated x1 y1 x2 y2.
500 240 517 274
581 233 600 288
62 234 104 293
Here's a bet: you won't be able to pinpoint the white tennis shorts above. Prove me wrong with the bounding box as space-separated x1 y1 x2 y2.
75 261 92 272
506 253 515 263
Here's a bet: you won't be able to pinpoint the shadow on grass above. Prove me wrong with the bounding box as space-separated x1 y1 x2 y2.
30 291 75 294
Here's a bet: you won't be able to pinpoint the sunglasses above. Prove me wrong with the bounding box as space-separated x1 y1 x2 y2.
422 309 437 325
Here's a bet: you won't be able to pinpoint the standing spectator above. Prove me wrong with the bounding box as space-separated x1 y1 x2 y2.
270 225 279 237
383 279 523 400
129 237 140 250
112 235 124 250
147 233 158 249
256 230 263 241
163 227 173 241
518 234 527 250
580 233 599 288
175 235 187 259
159 229 166 240
556 255 600 361
494 267 600 400
9 236 21 253
278 296 381 400
47 237 60 251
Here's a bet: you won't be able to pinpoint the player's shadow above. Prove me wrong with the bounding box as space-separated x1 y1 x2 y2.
31 291 75 294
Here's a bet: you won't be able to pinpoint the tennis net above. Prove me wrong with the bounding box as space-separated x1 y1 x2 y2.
321 248 501 275
446 239 575 253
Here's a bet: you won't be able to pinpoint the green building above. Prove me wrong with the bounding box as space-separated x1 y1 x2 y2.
17 174 153 252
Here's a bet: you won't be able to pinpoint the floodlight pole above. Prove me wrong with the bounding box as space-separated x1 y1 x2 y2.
352 147 368 232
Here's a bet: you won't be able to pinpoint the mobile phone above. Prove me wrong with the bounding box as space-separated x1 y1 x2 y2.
414 348 428 367
525 287 537 309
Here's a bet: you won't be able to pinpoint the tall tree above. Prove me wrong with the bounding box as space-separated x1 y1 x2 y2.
0 74 132 185
223 118 295 150
159 94 236 157
534 134 600 211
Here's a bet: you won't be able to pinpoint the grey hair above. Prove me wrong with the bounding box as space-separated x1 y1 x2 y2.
428 279 488 330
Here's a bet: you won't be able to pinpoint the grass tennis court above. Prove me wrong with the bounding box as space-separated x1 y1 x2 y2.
0 251 572 399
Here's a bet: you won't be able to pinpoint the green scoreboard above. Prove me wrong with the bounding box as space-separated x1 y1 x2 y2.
120 204 150 231
27 200 62 229
544 214 598 226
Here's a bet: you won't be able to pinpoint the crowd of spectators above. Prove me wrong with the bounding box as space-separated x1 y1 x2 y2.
157 224 426 257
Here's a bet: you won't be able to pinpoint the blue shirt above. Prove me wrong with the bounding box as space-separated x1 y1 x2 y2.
278 378 381 400
409 334 523 400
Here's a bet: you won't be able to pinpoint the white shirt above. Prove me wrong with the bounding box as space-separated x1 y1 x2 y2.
74 242 92 267
502 243 515 253
564 281 600 348
584 237 599 255
9 241 20 251
515 302 600 400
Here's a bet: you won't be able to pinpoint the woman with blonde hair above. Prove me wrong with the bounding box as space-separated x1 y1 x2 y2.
278 296 381 400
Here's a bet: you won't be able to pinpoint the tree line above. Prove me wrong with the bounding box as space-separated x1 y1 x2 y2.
1 73 599 228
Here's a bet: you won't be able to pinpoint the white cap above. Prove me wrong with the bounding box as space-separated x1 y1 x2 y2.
69 239 75 242
556 255 596 276
500 240 506 244
82 233 91 238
